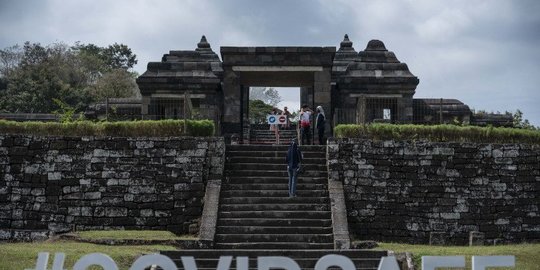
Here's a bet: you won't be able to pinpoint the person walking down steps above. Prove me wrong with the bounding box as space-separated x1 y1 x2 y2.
285 138 302 197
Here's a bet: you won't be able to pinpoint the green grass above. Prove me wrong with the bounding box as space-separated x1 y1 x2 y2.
378 242 540 270
0 241 177 270
76 230 196 241
334 123 540 144
0 119 215 137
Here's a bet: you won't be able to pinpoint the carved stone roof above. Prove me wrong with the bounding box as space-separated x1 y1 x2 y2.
136 36 223 94
414 98 471 115
336 39 419 95
332 34 360 79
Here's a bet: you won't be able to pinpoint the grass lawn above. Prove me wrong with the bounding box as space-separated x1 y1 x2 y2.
76 230 196 241
0 241 178 270
379 242 540 270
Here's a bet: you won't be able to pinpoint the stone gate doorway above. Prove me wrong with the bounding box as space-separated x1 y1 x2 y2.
220 47 335 142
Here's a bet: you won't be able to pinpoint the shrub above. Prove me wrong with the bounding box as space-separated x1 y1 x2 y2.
0 119 215 137
334 123 540 145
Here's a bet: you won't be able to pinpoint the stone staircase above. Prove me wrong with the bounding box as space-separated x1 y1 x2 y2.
161 249 388 270
249 129 299 145
218 144 332 249
161 144 388 270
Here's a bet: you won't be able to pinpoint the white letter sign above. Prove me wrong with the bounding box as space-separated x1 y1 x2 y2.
472 256 515 270
422 256 465 270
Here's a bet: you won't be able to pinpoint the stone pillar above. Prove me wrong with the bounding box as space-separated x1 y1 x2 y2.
356 96 367 124
141 96 150 120
314 68 332 139
397 95 414 123
222 69 241 139
300 86 312 109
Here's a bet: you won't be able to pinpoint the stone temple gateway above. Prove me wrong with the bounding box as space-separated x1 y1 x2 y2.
136 35 511 141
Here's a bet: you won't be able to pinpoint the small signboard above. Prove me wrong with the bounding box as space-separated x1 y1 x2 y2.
267 115 287 125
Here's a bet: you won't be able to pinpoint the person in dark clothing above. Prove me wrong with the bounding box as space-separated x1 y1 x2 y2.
285 138 302 197
316 106 326 145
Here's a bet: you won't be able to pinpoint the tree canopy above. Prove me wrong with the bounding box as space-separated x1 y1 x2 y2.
249 87 282 106
0 41 139 113
249 99 275 124
248 87 284 124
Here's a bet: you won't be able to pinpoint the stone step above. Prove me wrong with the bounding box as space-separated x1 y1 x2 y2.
250 133 298 138
220 203 330 212
166 258 381 270
226 170 327 178
214 242 335 250
220 197 329 205
251 132 297 138
226 151 325 159
217 218 332 227
251 131 298 135
247 141 294 145
227 145 325 152
248 135 294 138
161 249 389 259
220 190 328 198
219 210 331 219
215 233 334 243
216 226 332 234
222 183 327 191
250 135 298 139
228 157 326 164
226 176 328 184
226 163 327 171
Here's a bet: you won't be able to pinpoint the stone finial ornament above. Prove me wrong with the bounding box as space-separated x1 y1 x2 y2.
340 34 353 49
197 35 211 49
365 39 387 51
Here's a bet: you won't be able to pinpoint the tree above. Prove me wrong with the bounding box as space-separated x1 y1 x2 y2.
0 42 93 113
249 99 274 124
249 87 282 106
0 41 140 114
103 43 137 70
513 109 538 130
88 69 140 101
74 42 137 71
0 45 22 78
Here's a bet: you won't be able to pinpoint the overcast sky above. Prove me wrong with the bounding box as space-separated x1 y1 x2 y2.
1 0 539 125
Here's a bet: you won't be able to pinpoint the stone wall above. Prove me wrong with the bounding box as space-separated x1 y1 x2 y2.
328 138 540 244
0 135 224 241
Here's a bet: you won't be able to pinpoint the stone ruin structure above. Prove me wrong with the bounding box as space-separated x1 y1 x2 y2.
133 35 512 140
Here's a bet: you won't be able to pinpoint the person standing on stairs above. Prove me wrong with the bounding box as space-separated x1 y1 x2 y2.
281 106 291 130
270 107 280 144
299 104 313 145
286 138 303 197
315 105 326 145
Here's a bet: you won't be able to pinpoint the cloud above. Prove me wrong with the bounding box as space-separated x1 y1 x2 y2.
415 8 471 43
0 0 539 125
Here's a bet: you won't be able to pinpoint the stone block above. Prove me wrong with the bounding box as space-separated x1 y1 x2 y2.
105 207 128 217
0 230 12 240
429 232 447 245
47 172 61 181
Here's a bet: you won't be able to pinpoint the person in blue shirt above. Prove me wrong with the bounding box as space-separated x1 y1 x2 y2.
285 138 303 197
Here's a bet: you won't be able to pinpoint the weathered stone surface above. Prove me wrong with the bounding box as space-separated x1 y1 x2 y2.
350 240 379 249
328 138 540 244
0 135 224 241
